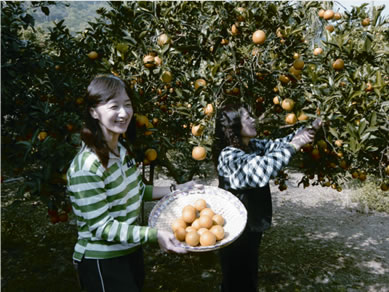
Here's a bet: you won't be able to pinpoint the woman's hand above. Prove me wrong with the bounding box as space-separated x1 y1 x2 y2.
157 230 188 254
290 128 316 151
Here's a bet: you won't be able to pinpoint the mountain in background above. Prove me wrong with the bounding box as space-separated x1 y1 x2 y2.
28 1 110 34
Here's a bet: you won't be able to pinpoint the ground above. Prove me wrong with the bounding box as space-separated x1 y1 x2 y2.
1 170 389 292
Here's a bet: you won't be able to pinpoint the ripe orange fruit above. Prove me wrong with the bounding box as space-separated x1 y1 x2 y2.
285 113 297 125
143 55 155 68
281 98 295 111
297 112 308 121
192 146 207 161
317 139 328 149
221 39 229 45
191 124 203 136
199 215 213 229
235 7 246 21
279 75 290 84
154 56 162 66
334 12 342 20
339 160 348 169
332 59 344 70
293 59 304 70
323 9 334 20
273 96 280 105
194 78 207 90
381 183 388 192
145 148 157 162
200 207 215 218
157 33 171 46
174 227 186 241
76 97 84 105
185 231 200 246
136 114 148 128
362 18 370 26
194 199 207 211
38 131 48 141
200 231 216 246
351 171 359 179
66 123 74 132
289 66 301 77
204 104 214 115
252 30 266 44
325 25 335 32
358 172 367 181
313 47 323 56
161 71 172 83
318 9 325 18
231 24 239 35
210 225 225 241
365 83 373 92
55 65 61 71
182 208 197 224
212 214 224 226
87 51 98 60
172 218 186 232
385 165 389 176
335 140 343 147
293 52 300 60
311 148 321 160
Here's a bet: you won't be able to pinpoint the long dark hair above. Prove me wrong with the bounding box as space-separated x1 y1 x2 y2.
212 104 248 168
81 75 136 168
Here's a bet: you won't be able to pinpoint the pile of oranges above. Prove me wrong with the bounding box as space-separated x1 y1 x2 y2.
171 199 225 247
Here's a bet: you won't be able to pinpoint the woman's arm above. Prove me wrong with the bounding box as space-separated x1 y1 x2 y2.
151 180 199 200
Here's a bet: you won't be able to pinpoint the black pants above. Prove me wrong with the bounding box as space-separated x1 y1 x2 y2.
77 248 144 292
219 230 263 292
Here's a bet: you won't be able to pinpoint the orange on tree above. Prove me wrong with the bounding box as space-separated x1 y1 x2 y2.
192 146 207 161
145 148 157 162
323 9 334 20
231 24 239 35
204 103 214 115
293 59 304 70
75 97 84 105
386 165 389 176
334 12 342 20
194 78 207 90
313 47 323 56
135 114 148 128
293 52 300 60
273 96 280 105
161 71 172 83
285 113 297 125
335 140 343 147
191 124 203 136
252 30 266 44
279 74 290 84
325 25 335 33
143 55 155 68
297 112 308 121
157 33 171 46
38 131 48 141
318 9 325 18
87 51 98 60
281 98 295 111
154 56 162 66
332 58 344 70
362 17 370 26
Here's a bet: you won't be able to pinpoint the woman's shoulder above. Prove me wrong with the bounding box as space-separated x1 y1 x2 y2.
69 146 103 175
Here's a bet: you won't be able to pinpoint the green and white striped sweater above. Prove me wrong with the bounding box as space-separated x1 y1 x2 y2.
67 143 157 261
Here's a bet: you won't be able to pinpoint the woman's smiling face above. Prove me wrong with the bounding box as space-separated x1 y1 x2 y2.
90 89 134 138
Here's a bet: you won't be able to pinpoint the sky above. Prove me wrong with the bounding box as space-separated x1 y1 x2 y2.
334 0 388 16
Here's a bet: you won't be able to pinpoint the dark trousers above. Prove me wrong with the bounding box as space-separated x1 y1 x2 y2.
76 248 144 292
219 230 263 292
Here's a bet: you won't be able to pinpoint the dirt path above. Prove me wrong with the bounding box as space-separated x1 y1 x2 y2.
150 171 389 291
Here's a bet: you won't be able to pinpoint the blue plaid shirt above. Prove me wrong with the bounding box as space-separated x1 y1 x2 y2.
217 131 298 190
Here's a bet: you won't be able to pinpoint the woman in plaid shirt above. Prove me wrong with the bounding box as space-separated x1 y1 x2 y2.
67 75 190 292
212 104 320 292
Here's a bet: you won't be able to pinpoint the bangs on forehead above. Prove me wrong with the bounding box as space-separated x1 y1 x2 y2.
96 78 128 103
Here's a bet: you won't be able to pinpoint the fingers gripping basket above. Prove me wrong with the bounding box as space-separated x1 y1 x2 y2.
148 185 248 252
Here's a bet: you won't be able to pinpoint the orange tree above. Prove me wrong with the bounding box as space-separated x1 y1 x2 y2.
2 1 388 222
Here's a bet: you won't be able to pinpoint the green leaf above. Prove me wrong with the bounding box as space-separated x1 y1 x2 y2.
370 112 377 127
328 127 339 139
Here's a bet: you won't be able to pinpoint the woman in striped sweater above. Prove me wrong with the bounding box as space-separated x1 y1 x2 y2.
67 75 190 292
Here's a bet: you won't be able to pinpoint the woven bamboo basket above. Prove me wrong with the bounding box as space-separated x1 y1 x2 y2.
148 185 247 252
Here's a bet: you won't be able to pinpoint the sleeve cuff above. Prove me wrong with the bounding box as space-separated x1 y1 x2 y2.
143 185 154 201
287 143 298 154
148 227 158 243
